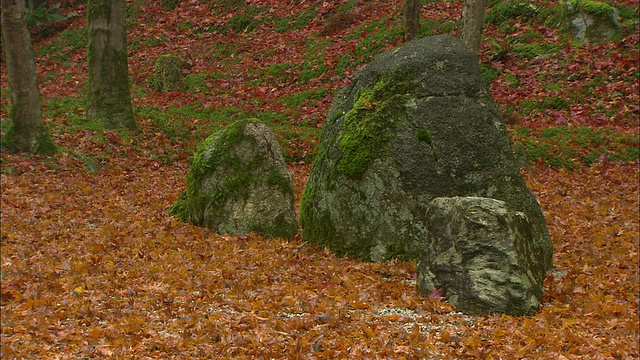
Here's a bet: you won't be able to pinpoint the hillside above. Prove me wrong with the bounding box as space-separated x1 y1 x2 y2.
1 0 638 358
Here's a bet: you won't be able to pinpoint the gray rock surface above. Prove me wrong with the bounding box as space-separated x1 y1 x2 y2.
417 197 545 316
299 34 552 268
170 119 297 238
570 7 620 43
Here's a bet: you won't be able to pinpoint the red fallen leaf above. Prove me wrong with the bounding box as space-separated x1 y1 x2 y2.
428 285 447 301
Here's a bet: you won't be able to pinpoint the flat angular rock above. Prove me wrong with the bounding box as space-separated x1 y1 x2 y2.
417 197 545 316
170 119 297 239
299 34 552 267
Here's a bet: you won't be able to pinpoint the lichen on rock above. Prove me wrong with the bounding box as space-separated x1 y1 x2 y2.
417 197 546 316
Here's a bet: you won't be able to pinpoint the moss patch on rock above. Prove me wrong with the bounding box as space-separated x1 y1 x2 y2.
542 0 621 43
299 70 424 261
153 54 186 92
417 128 438 161
337 70 417 178
568 0 615 18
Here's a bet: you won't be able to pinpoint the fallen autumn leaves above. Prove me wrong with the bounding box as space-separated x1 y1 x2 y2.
1 151 638 358
1 0 639 357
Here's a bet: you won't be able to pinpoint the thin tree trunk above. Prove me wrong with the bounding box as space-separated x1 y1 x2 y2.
459 0 486 59
87 0 136 130
1 0 56 154
403 0 420 42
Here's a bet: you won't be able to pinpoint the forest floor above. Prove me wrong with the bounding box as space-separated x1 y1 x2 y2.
1 0 638 358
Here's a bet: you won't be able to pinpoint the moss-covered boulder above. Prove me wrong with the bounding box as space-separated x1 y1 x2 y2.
170 119 297 239
299 34 552 269
567 0 620 43
153 54 186 92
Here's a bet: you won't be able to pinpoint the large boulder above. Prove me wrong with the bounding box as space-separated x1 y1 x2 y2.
170 119 297 239
299 34 552 268
417 197 545 316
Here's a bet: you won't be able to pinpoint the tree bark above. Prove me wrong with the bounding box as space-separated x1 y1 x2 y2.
87 0 136 130
1 0 56 154
403 0 420 42
459 0 486 59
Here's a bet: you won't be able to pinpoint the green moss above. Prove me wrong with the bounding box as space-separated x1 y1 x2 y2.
300 70 420 260
568 0 614 18
226 14 256 33
187 119 248 186
153 54 185 92
34 131 58 155
266 169 293 194
272 5 317 32
616 3 639 36
417 129 431 144
511 43 560 58
179 119 250 224
352 22 404 64
1 122 57 156
480 63 500 83
38 26 86 61
337 70 417 178
486 1 538 25
299 54 328 84
299 122 338 201
168 191 189 220
161 0 180 10
509 126 638 168
298 183 318 228
266 63 290 82
418 18 457 38
417 128 438 161
248 217 296 240
299 183 340 254
542 0 623 38
279 89 329 108
331 111 345 123
385 238 411 261
299 149 346 254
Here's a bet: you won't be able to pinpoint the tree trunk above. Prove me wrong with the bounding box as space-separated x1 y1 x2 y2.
459 0 486 59
1 0 56 154
403 0 420 42
87 0 136 130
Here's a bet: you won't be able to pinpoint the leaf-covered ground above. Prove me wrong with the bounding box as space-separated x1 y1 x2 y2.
1 0 638 358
